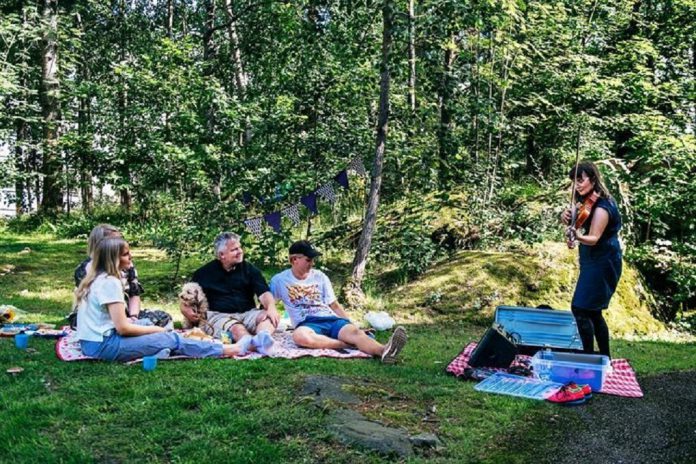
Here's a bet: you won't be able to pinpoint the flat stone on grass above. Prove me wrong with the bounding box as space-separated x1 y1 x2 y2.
409 432 443 450
329 409 414 458
300 375 360 405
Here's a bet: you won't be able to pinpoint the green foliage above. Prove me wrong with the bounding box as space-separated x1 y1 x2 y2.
391 221 441 279
627 240 696 321
6 205 136 239
1 0 695 315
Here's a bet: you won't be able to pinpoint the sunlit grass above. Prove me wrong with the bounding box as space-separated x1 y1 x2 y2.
1 231 695 463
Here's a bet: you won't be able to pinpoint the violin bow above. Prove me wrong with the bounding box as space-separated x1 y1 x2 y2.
566 128 582 248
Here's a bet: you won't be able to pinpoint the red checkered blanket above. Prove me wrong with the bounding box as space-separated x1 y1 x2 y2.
55 328 371 363
447 342 643 398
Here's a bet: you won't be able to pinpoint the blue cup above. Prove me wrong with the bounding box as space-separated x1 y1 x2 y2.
15 332 29 350
142 355 157 372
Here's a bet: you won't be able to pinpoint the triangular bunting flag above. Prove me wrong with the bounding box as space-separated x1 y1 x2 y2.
334 170 349 189
347 157 367 176
282 204 302 226
301 192 318 214
242 192 253 206
243 217 264 237
316 183 337 204
263 211 282 233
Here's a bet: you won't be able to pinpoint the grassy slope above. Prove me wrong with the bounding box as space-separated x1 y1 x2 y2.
1 232 694 463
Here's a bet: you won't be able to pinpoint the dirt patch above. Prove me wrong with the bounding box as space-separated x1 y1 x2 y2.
552 370 696 464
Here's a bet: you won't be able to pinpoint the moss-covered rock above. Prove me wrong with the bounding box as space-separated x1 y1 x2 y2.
388 241 664 336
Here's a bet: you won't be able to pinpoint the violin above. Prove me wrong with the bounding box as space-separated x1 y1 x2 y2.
566 191 599 249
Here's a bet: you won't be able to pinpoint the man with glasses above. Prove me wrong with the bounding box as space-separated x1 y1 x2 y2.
270 240 407 364
180 232 279 354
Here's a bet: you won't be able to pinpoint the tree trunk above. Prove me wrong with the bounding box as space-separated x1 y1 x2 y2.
65 162 71 214
472 29 480 165
30 146 41 208
223 0 252 145
202 0 221 198
14 7 28 216
344 0 393 307
487 53 512 201
78 94 93 212
485 33 495 171
167 0 174 38
14 119 27 216
692 42 696 131
223 0 248 99
203 0 217 111
39 0 63 213
117 0 131 211
407 0 416 111
437 35 456 185
76 12 93 212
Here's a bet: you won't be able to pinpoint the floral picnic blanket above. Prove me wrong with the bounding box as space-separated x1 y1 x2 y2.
55 328 371 363
447 342 644 398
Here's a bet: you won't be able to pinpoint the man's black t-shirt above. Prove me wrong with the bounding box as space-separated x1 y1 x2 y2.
191 260 270 313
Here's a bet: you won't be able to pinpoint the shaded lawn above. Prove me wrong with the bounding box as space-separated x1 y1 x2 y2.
2 232 695 463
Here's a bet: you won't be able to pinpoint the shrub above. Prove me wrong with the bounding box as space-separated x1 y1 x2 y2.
627 240 696 320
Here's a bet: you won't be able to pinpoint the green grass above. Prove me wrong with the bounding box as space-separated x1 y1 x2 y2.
1 231 695 463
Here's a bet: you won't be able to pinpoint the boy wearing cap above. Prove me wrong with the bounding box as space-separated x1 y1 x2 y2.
270 241 407 363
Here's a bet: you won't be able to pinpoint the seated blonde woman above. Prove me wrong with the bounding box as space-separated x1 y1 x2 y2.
74 236 245 361
69 224 172 329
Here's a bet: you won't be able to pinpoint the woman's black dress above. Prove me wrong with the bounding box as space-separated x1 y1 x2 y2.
571 196 623 311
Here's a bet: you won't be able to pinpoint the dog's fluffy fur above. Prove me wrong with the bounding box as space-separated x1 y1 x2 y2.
178 282 210 331
182 327 214 342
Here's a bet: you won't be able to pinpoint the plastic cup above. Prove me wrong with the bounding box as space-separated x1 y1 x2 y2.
15 332 29 350
142 355 157 372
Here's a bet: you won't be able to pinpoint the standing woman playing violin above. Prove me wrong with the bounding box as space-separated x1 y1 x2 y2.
562 161 622 357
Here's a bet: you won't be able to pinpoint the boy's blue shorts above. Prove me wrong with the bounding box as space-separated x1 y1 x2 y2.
297 316 351 340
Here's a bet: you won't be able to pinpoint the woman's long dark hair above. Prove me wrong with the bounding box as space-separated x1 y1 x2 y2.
568 161 613 202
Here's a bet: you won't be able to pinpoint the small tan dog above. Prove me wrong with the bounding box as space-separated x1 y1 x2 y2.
178 282 213 334
182 327 214 342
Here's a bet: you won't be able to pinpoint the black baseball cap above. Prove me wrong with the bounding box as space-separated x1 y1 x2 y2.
289 240 322 259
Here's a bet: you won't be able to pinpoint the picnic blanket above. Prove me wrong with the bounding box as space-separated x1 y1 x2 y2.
447 342 643 398
56 328 371 363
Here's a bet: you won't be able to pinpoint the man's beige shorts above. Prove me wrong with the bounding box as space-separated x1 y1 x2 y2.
206 309 265 339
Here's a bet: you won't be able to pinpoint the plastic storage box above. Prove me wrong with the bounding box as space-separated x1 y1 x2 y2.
494 306 584 353
531 350 612 391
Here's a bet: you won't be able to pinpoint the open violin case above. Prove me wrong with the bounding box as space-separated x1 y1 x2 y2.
493 305 584 355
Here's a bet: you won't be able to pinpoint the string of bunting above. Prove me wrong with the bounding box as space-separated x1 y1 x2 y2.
242 156 366 237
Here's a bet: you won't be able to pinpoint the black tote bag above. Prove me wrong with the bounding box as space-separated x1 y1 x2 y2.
468 323 519 368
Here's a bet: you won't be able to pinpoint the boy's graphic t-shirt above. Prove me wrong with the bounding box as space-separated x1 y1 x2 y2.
269 269 337 327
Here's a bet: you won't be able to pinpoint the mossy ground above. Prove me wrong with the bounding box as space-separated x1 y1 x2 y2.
387 242 665 338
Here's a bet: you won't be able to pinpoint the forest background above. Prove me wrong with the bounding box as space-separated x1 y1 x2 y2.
1 0 694 322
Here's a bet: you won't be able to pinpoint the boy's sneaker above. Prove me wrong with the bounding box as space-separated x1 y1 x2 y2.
380 326 408 364
546 385 587 405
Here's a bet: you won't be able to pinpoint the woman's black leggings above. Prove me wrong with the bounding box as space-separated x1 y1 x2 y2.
572 308 610 357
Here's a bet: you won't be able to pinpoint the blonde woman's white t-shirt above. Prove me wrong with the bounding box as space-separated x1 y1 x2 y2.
76 273 124 342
